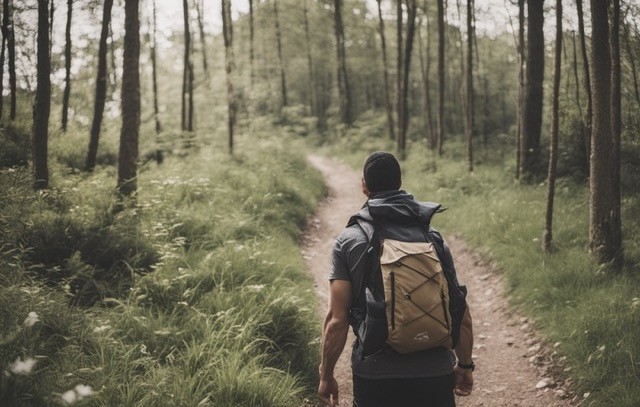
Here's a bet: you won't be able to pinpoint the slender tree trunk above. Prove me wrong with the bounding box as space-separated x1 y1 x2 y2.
182 0 191 130
623 21 640 106
7 0 16 120
577 0 592 173
588 0 616 265
109 21 117 93
49 0 54 51
61 0 72 132
396 0 404 152
117 0 141 198
249 0 255 87
571 31 583 117
86 0 114 172
194 0 208 75
516 0 524 179
33 0 51 190
543 0 562 253
0 0 8 119
398 0 417 159
418 14 435 148
150 0 162 164
273 0 287 108
303 0 315 116
377 0 395 140
609 0 623 268
437 0 445 155
334 0 351 124
520 0 544 179
221 0 235 154
466 0 474 172
188 60 194 131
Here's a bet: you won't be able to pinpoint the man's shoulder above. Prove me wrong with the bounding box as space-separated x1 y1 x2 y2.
334 223 369 254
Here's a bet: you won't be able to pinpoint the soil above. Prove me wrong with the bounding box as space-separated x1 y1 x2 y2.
302 154 580 407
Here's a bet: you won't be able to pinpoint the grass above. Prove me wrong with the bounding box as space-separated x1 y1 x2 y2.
0 118 326 406
323 112 640 406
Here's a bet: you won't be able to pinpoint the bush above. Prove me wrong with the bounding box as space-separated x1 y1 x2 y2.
0 122 30 168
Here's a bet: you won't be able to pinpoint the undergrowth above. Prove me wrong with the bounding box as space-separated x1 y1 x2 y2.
324 113 640 407
0 121 325 406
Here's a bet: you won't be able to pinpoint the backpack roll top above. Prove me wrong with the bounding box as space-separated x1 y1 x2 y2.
380 238 453 353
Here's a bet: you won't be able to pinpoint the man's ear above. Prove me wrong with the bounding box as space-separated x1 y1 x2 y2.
361 177 370 198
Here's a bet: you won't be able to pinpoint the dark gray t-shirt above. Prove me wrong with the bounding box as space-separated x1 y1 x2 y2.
330 224 456 379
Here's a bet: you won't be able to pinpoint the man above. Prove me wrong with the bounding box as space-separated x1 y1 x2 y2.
318 152 474 407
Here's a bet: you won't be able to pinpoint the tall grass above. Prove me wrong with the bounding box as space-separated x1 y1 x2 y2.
325 114 640 406
0 122 325 406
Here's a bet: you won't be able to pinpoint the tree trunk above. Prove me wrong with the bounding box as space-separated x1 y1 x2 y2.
436 0 445 155
7 0 16 120
33 0 51 190
418 12 435 149
273 0 287 108
151 0 162 164
398 0 417 159
109 20 117 93
396 0 403 152
181 0 191 130
194 0 208 75
61 0 72 132
86 0 114 172
588 0 618 266
571 31 583 117
249 0 255 87
520 0 544 179
516 0 524 179
543 0 562 253
577 0 592 173
334 0 351 124
623 20 640 106
377 0 395 140
466 0 474 172
222 0 236 154
0 1 8 119
303 0 315 116
609 0 623 268
117 0 140 198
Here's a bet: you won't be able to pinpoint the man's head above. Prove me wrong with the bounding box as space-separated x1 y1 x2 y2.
362 151 402 197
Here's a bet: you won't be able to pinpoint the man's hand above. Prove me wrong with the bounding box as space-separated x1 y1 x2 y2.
318 376 339 406
453 366 474 396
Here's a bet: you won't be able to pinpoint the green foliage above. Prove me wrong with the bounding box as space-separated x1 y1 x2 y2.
0 122 30 168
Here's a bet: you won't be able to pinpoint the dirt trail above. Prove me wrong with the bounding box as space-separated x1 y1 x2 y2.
302 154 578 407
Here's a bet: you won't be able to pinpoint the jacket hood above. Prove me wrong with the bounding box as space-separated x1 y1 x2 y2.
354 190 443 226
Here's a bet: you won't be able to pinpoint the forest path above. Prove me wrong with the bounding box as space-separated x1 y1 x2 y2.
302 154 577 407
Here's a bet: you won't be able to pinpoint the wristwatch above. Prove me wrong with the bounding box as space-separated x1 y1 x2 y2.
456 361 475 371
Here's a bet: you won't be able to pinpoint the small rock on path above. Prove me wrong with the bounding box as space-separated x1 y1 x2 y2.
302 154 578 407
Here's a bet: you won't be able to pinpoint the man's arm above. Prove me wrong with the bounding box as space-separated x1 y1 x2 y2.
454 306 474 396
318 279 352 407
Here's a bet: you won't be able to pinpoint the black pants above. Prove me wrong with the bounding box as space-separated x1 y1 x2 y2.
353 373 456 407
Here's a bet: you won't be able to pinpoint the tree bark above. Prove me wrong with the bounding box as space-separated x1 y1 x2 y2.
33 0 51 190
398 0 417 159
543 0 562 253
303 0 315 115
396 0 403 150
150 0 162 164
221 0 236 154
436 0 445 155
194 0 208 75
577 0 592 173
117 0 140 198
7 0 16 120
516 0 524 179
249 0 255 87
334 0 351 124
109 20 117 93
609 0 623 267
0 0 8 119
182 0 191 130
588 0 618 266
377 0 395 140
86 0 114 172
571 31 583 117
273 0 287 108
520 0 544 179
466 0 474 172
418 10 435 149
61 0 72 132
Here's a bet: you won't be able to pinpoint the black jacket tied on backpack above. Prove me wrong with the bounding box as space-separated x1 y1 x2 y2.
347 190 467 359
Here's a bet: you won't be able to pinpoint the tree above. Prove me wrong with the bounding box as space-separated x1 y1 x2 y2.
33 0 51 190
520 0 544 178
303 0 315 115
543 0 562 252
117 0 141 198
436 0 445 155
610 0 622 267
588 0 621 266
576 0 592 172
376 0 394 141
182 0 193 131
0 0 8 119
194 0 208 75
398 0 418 159
396 0 403 148
150 0 162 163
221 0 235 153
273 0 287 108
61 0 72 132
417 8 435 148
516 0 524 179
86 0 114 172
334 0 351 124
5 0 16 120
466 0 475 172
249 0 255 87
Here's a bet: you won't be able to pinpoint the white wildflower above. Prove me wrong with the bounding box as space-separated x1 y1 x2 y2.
9 357 37 375
93 325 110 333
74 384 93 398
61 384 94 405
23 312 40 327
61 390 77 404
140 344 149 355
